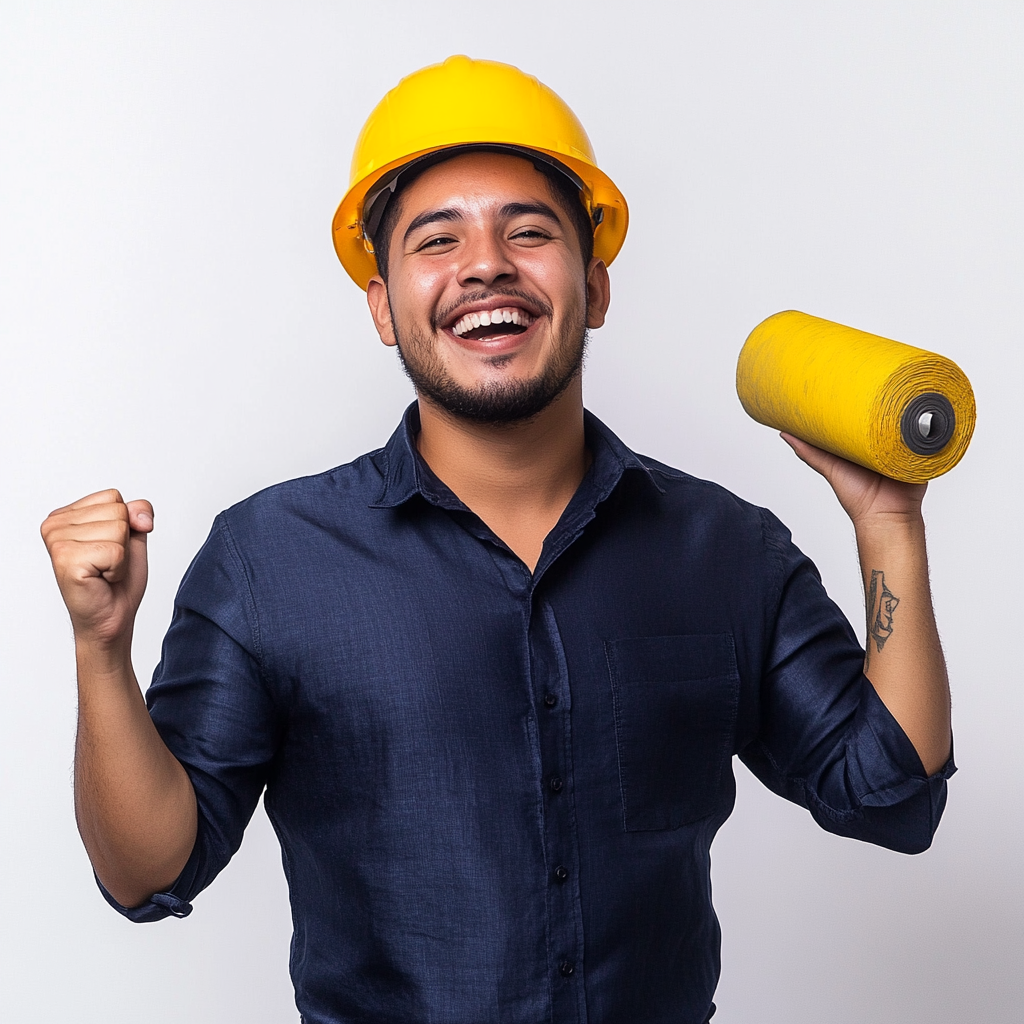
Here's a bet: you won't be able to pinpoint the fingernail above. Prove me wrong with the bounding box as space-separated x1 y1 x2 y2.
136 512 153 525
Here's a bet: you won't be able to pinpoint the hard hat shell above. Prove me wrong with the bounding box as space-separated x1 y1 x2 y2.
333 55 629 290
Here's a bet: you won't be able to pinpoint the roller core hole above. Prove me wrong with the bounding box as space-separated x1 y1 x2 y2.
901 393 955 456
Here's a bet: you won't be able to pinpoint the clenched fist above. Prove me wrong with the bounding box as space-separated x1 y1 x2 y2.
41 489 154 650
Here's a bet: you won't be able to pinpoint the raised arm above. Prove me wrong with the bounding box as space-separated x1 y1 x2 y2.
782 437 952 775
41 489 197 907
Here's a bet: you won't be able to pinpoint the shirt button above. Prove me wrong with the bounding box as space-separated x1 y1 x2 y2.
554 865 569 883
559 961 575 977
549 776 564 793
543 693 558 708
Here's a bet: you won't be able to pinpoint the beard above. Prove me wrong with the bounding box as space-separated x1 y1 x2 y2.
392 291 589 425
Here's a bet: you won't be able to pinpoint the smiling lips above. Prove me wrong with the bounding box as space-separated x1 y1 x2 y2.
450 306 536 341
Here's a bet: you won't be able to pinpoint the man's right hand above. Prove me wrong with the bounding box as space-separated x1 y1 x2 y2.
40 489 154 650
41 489 197 907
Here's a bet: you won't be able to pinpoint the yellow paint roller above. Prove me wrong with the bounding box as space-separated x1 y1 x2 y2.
736 311 976 483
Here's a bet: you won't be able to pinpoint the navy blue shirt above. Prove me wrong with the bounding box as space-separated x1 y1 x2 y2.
107 406 953 1024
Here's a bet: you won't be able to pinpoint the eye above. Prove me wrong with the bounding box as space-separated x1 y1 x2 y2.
415 234 458 252
510 226 552 244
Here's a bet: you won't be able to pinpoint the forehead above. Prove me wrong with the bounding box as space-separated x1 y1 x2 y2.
395 151 562 218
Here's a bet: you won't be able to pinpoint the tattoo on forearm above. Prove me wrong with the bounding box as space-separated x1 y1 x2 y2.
866 569 899 656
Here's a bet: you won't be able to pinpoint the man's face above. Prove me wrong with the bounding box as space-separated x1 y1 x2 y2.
366 152 610 424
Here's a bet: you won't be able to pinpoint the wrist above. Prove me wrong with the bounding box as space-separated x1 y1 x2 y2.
851 508 925 539
75 633 135 680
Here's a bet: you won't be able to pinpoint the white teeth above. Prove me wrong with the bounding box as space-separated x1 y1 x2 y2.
451 306 532 337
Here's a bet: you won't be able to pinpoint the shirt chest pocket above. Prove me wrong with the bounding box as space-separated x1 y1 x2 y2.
605 634 740 831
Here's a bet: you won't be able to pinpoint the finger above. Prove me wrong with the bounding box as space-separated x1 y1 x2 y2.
125 499 154 533
46 500 129 526
49 539 129 584
41 502 130 543
780 432 819 457
44 519 131 551
780 432 837 476
48 488 125 517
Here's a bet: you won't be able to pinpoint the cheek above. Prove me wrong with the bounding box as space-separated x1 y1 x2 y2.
519 252 585 310
391 274 448 328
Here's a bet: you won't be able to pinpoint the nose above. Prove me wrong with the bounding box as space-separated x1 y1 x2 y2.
456 228 517 289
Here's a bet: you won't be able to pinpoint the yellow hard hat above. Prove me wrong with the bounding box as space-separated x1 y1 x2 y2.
332 55 629 290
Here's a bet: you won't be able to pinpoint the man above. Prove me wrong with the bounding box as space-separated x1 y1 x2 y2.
41 56 953 1024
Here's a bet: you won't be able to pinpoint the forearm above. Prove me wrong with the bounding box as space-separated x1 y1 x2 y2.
74 639 197 908
853 514 951 775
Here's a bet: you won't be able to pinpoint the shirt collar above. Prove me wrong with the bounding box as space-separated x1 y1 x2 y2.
370 402 663 512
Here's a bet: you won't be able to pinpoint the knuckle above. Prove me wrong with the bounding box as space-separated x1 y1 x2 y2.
48 538 69 563
41 509 66 535
73 488 122 511
101 538 125 561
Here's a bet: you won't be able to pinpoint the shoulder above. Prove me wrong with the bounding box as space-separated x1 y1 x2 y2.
215 449 387 536
586 409 784 541
633 453 786 538
609 452 805 592
620 454 815 622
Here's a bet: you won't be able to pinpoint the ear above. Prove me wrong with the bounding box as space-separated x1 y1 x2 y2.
585 258 611 329
366 276 398 348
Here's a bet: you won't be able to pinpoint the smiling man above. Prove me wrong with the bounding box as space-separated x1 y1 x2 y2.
364 148 610 572
41 57 953 1024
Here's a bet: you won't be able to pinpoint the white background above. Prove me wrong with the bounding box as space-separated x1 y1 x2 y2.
2 2 1021 1021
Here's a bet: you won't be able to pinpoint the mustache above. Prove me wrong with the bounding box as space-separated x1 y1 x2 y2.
430 288 553 332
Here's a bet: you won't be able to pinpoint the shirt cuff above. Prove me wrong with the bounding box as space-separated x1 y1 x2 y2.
854 675 956 809
94 837 203 923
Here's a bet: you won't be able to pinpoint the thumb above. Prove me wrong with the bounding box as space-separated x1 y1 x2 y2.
780 432 837 478
126 499 155 534
125 499 152 599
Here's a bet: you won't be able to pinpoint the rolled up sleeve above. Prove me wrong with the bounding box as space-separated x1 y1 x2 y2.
97 515 282 921
740 510 955 854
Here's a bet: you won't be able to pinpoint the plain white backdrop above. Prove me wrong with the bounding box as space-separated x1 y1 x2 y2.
2 2 1021 1021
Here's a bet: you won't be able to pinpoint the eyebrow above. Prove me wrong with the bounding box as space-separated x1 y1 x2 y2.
403 207 463 243
402 201 564 245
498 201 563 223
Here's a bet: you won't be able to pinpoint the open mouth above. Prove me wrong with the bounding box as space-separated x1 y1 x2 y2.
448 305 536 342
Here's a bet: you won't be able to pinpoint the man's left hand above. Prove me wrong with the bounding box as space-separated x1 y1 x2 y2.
780 432 927 526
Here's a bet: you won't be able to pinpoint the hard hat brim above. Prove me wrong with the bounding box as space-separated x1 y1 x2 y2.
332 144 628 290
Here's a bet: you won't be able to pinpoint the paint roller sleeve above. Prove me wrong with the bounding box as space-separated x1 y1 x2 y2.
736 310 976 484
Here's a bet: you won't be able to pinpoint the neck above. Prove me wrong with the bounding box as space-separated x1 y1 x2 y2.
415 381 589 571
